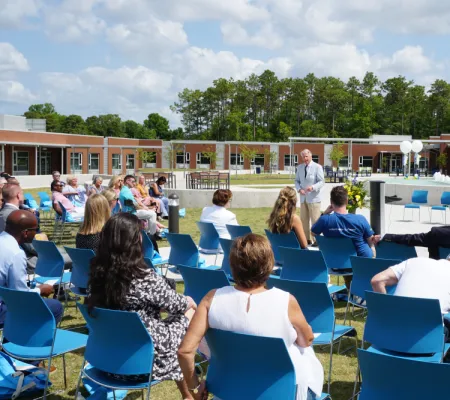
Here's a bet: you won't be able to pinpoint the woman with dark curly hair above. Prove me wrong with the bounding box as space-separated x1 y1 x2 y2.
267 186 308 249
88 213 197 399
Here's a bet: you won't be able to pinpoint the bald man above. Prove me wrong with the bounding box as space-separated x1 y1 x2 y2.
0 183 24 233
0 210 62 326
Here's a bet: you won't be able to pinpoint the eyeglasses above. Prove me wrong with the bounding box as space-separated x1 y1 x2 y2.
54 184 63 187
22 227 38 233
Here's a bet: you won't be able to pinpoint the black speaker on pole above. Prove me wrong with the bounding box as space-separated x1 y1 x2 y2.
370 180 385 236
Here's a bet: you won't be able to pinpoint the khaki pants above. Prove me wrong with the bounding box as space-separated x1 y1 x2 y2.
300 202 322 242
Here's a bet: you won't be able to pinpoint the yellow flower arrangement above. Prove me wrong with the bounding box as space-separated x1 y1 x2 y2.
345 179 369 213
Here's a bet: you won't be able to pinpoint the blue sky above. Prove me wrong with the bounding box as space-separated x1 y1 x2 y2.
1 0 449 127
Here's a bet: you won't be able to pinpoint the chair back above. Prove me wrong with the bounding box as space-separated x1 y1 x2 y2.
441 191 450 206
141 230 155 259
439 247 450 259
226 225 252 239
364 291 444 355
279 247 328 283
264 229 300 265
178 265 230 304
411 190 428 204
166 233 199 267
33 239 65 278
23 193 35 205
376 241 417 261
350 256 399 299
315 236 356 271
64 247 95 290
206 329 297 400
267 279 334 333
58 201 68 220
197 221 220 252
0 287 55 347
219 238 233 276
358 348 450 400
38 191 51 205
78 304 154 376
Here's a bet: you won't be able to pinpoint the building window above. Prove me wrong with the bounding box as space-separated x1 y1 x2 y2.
70 152 83 172
112 154 121 170
284 154 298 166
126 154 135 169
339 156 349 168
312 155 319 163
13 151 29 175
253 154 265 166
419 157 429 171
196 153 211 165
359 156 373 167
231 153 244 165
89 153 100 171
176 152 189 164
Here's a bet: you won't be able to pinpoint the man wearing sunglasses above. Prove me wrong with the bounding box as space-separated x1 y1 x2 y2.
0 210 62 327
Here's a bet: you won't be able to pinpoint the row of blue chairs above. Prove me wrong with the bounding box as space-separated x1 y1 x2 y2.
404 190 450 222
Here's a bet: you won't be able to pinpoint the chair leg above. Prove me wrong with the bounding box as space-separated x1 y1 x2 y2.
62 353 67 389
113 391 117 400
327 340 334 394
338 300 352 354
74 368 83 400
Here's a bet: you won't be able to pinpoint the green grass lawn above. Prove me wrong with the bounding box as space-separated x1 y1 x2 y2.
22 192 362 400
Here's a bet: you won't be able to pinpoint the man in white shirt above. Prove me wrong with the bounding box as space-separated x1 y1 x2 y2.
371 257 450 314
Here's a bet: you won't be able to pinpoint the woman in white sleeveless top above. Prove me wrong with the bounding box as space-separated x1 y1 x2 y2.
178 234 324 400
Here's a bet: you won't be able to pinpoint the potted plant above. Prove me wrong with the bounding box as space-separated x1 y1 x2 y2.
344 179 369 214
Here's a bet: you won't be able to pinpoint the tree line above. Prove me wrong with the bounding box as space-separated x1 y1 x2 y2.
23 103 182 140
22 70 450 141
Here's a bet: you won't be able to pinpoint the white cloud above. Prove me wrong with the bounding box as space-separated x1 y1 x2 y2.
106 18 188 56
0 43 30 77
0 81 37 104
0 0 41 29
221 21 283 50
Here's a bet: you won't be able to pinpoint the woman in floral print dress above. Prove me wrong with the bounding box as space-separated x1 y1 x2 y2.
88 212 197 399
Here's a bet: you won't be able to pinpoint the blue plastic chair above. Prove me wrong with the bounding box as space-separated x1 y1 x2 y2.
197 221 222 265
226 224 252 239
141 230 168 272
0 287 88 397
76 304 160 400
315 236 355 279
363 291 449 362
219 237 234 279
267 278 356 393
37 191 52 207
376 241 417 261
166 233 218 270
205 328 330 400
404 190 428 220
23 193 38 209
264 229 300 266
63 247 94 297
431 191 450 223
278 247 346 295
53 201 83 244
178 265 231 304
344 257 399 326
357 348 450 400
439 247 450 259
33 239 71 292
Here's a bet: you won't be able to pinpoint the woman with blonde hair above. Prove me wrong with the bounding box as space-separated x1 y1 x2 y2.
101 189 120 213
76 194 111 251
108 175 123 197
267 186 308 249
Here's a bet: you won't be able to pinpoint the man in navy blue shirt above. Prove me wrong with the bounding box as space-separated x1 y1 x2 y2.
312 185 376 287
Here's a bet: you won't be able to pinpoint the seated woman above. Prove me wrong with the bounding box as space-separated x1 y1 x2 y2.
101 189 120 214
76 194 111 252
199 189 238 240
178 234 324 400
88 213 197 399
51 180 84 220
136 175 167 218
150 176 169 215
267 187 308 249
63 175 87 206
88 176 105 196
108 175 123 197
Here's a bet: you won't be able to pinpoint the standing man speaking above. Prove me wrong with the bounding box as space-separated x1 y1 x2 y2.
295 149 324 246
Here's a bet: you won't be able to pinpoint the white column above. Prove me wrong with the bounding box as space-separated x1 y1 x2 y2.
289 139 293 177
1 144 4 172
35 146 38 175
11 145 14 174
61 147 64 175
